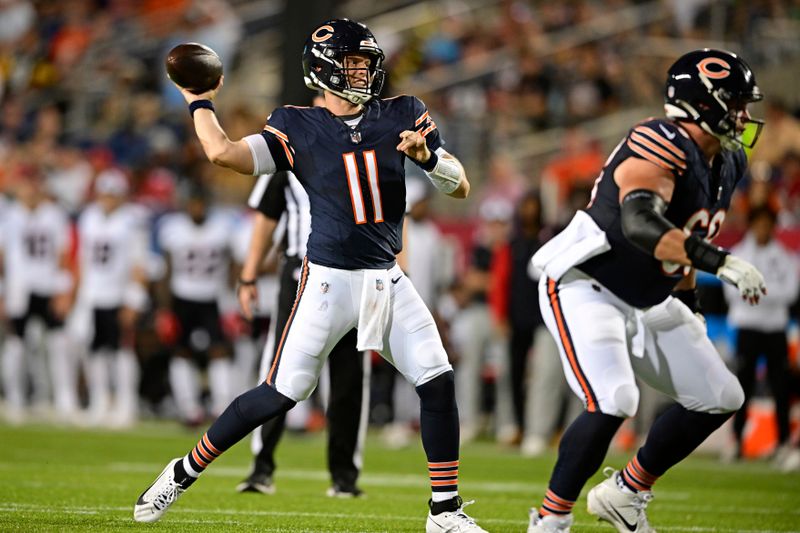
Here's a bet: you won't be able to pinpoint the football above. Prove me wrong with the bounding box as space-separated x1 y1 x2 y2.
165 43 223 95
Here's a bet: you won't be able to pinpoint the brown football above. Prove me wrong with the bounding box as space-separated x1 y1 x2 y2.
165 43 223 95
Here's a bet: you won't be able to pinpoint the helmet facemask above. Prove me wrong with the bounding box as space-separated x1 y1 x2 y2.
306 47 385 105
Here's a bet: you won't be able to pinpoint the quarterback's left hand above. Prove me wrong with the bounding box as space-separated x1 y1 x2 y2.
716 255 767 305
397 130 430 163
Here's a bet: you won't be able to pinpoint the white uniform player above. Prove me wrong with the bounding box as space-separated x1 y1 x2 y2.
158 188 235 422
0 178 76 422
75 170 148 427
230 212 278 391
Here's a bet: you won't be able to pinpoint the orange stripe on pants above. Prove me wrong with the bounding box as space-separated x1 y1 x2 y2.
547 278 597 412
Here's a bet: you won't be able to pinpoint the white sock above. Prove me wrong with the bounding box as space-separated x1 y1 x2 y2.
169 357 201 420
113 349 139 420
87 353 111 418
1 336 26 409
431 491 459 503
182 455 201 478
208 358 233 416
46 329 78 415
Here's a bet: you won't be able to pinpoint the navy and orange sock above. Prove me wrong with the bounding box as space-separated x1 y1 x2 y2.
173 431 221 487
539 488 575 517
429 460 458 502
620 453 659 493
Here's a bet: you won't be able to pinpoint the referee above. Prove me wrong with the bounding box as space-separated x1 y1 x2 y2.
236 169 369 497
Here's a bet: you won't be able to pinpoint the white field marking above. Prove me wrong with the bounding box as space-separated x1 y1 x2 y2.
0 503 797 533
108 462 692 500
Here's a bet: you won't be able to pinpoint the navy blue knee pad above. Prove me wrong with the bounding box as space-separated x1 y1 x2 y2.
416 370 457 412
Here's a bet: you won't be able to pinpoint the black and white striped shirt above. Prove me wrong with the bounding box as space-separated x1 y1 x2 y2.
248 171 311 258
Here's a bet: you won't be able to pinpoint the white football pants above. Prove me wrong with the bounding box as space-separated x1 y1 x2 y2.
267 260 451 402
539 270 744 417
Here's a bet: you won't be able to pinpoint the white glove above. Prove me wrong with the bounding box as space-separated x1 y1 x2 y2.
716 255 767 305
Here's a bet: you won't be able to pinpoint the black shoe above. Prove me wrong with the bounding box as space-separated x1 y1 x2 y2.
236 471 275 494
326 483 363 498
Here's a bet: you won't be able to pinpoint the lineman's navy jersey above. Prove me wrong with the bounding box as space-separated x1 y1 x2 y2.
259 96 442 270
578 118 748 308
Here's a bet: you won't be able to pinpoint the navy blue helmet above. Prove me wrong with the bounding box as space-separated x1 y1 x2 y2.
302 19 386 105
665 49 763 150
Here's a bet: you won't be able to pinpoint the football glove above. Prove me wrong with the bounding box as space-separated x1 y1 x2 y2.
716 255 766 305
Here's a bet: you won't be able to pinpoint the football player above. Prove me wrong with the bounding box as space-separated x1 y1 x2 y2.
134 19 487 532
0 172 76 422
236 168 369 498
75 169 148 427
157 184 235 424
527 49 765 532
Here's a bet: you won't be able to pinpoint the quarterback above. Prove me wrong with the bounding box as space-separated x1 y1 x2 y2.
134 18 488 532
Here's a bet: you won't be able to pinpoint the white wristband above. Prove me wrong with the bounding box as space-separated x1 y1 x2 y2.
425 157 461 194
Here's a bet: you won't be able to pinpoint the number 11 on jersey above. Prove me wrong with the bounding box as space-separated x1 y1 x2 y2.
343 150 383 224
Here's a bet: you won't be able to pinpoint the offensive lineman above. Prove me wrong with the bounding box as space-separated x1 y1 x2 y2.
134 19 487 532
527 49 765 533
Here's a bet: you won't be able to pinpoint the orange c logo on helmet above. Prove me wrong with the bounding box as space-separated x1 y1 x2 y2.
697 57 731 79
312 25 334 43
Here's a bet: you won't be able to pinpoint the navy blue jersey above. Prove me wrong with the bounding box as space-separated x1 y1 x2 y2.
260 95 442 270
578 118 748 308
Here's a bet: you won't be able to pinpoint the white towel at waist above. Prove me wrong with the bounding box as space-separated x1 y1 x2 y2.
356 269 391 351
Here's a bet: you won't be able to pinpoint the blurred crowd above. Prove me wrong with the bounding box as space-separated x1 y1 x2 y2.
1 0 800 470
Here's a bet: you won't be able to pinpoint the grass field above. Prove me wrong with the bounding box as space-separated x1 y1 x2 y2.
0 422 798 532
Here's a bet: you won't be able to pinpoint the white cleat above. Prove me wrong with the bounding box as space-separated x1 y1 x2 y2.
133 458 186 523
426 497 489 532
587 468 656 533
527 508 573 532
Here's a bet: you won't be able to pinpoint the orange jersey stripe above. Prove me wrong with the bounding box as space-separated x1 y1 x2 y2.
428 460 459 468
548 279 597 412
267 258 309 384
415 111 429 127
278 137 294 167
264 125 289 142
630 132 686 170
421 123 437 137
626 140 675 172
634 126 686 160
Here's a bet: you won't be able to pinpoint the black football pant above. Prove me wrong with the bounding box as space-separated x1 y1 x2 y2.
251 256 366 489
733 329 791 445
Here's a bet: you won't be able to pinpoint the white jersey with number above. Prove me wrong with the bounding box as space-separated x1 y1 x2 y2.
159 212 232 302
77 203 148 309
0 200 70 312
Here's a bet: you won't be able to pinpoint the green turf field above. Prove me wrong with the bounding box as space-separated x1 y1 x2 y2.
0 423 797 532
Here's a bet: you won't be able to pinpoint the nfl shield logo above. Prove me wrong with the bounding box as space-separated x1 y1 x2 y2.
320 282 329 294
376 279 384 291
350 128 361 144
